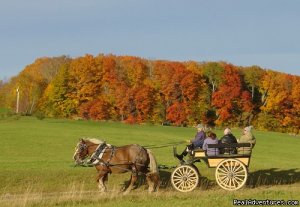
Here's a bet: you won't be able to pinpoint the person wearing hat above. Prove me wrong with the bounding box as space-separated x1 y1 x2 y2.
237 126 256 154
176 124 206 161
219 127 238 154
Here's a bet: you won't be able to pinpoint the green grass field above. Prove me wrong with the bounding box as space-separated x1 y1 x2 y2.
0 116 300 206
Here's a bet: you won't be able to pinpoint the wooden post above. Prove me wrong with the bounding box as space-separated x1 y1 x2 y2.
16 87 19 113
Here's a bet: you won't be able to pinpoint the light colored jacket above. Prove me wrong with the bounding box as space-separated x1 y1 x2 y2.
202 137 219 156
238 132 256 154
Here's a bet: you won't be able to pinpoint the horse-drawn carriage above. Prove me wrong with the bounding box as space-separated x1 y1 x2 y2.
73 138 252 193
171 143 252 192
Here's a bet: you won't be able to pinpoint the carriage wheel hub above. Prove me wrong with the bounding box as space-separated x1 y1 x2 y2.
228 172 235 178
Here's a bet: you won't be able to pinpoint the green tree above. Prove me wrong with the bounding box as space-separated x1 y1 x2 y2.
203 62 224 94
243 65 264 101
40 64 76 117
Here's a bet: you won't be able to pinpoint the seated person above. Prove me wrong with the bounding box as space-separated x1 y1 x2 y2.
176 124 206 161
202 131 219 156
219 128 237 154
237 126 256 155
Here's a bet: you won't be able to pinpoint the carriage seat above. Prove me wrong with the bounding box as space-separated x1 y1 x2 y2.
207 143 252 157
192 143 252 158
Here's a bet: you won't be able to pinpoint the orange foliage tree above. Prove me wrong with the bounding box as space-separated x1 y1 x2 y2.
212 64 246 125
79 96 111 120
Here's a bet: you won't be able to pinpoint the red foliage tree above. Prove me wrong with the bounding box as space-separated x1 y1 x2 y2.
135 84 157 122
166 101 189 126
212 64 242 125
79 96 111 120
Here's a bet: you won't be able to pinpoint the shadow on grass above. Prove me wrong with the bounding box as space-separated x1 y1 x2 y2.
156 170 215 190
123 170 214 191
123 170 173 191
157 168 300 190
247 168 300 188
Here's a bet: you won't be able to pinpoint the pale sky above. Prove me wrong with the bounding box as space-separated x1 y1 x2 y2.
1 0 300 81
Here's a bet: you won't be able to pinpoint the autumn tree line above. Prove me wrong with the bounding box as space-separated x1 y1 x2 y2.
0 54 299 134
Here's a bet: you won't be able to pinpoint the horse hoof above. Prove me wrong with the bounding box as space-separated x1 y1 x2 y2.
123 191 130 195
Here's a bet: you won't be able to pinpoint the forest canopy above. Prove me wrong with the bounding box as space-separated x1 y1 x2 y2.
1 54 299 134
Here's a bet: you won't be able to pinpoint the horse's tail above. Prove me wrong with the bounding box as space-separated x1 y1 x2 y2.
146 149 159 174
146 149 160 192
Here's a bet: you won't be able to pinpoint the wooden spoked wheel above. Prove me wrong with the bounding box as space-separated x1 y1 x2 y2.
171 165 199 192
215 158 248 191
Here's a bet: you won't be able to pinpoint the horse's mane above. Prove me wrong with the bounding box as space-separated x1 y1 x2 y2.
83 138 105 144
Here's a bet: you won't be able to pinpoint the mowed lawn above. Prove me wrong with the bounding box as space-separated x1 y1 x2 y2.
0 117 300 206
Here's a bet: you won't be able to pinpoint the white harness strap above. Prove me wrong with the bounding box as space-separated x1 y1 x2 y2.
92 144 111 165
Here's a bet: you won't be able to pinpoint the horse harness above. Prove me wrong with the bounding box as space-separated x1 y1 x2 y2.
91 143 147 176
90 143 113 164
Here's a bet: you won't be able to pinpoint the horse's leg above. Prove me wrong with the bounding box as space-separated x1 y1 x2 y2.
97 172 108 193
123 174 138 195
146 172 160 193
123 165 138 195
146 174 154 193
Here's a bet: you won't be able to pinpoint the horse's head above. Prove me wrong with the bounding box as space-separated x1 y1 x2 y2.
73 139 89 165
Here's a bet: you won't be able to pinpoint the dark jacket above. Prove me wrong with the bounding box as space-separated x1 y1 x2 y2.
220 133 237 154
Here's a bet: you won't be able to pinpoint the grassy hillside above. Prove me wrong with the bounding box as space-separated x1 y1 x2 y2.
0 117 299 206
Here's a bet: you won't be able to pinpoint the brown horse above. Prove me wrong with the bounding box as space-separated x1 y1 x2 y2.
73 138 160 194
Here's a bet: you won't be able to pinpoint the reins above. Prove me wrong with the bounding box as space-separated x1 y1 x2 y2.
142 141 185 149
